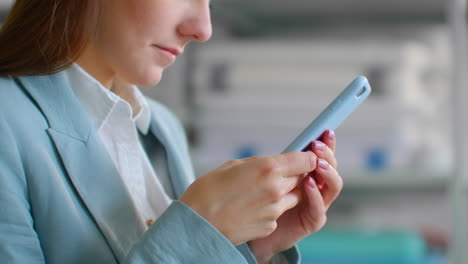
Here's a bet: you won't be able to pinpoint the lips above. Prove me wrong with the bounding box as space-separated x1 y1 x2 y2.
155 45 182 56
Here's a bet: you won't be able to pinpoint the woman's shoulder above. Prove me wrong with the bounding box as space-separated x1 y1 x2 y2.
0 75 28 114
0 75 32 101
0 75 18 91
0 75 50 135
0 75 32 108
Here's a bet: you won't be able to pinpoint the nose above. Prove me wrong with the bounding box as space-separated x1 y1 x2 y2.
177 2 212 43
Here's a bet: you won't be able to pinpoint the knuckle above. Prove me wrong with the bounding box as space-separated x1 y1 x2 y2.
220 159 242 168
311 215 327 233
264 221 277 235
271 206 284 219
224 159 242 167
307 152 317 170
336 176 344 191
259 157 281 176
319 214 328 229
266 184 283 203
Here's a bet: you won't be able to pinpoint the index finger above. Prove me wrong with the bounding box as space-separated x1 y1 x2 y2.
248 151 317 178
320 130 336 153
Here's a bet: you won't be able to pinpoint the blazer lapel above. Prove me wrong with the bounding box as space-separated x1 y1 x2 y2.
16 74 145 261
147 103 195 198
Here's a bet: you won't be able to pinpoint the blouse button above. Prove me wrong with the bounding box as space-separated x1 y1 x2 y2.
146 219 154 227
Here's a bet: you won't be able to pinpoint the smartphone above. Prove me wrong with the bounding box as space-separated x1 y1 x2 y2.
282 75 371 153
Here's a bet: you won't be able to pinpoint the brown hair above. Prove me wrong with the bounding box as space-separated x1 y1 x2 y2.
0 0 99 76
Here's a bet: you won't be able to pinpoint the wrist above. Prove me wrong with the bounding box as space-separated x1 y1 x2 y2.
255 255 273 264
248 241 275 264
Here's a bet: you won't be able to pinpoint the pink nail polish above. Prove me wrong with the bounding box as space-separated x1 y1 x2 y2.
311 141 325 152
307 176 316 188
327 130 335 141
317 158 329 170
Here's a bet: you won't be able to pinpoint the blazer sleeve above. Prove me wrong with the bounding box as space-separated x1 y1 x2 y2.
124 201 300 264
275 247 300 264
0 115 45 263
124 201 255 264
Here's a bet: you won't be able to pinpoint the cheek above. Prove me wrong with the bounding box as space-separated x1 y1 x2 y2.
96 25 166 86
95 0 171 86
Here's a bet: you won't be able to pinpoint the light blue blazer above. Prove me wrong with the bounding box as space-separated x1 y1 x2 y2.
0 73 299 263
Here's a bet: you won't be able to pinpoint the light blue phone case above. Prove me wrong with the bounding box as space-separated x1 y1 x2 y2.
282 75 372 153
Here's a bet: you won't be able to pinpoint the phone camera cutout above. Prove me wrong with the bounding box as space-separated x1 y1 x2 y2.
356 86 366 97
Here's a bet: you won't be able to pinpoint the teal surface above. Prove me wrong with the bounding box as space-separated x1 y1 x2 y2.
298 228 427 264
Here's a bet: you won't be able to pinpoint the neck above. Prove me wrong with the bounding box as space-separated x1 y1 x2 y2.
76 44 115 89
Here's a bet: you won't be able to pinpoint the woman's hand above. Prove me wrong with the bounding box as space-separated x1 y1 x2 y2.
179 151 317 245
247 130 343 264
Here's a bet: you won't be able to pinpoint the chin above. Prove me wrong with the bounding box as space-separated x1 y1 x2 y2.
130 68 164 88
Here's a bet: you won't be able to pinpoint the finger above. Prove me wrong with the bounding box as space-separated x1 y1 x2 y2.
277 188 302 213
303 176 327 231
315 158 343 208
247 151 317 178
266 152 318 196
308 171 325 190
320 130 336 153
260 188 301 222
241 156 259 163
310 141 337 169
218 156 259 171
279 173 310 195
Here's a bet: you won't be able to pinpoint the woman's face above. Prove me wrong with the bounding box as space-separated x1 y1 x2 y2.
91 0 212 87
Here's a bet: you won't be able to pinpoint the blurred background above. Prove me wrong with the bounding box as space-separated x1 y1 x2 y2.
2 0 467 263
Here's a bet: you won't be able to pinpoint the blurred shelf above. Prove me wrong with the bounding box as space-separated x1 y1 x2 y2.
0 0 12 21
341 171 452 192
218 0 445 17
214 0 447 36
0 0 12 11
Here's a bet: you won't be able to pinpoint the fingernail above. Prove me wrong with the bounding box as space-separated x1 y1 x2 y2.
326 130 335 141
311 141 325 152
317 158 329 170
307 176 316 188
314 175 325 189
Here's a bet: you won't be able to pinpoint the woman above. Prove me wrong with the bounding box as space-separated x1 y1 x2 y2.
0 0 343 263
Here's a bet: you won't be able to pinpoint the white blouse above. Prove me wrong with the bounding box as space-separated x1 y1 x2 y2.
64 64 172 229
